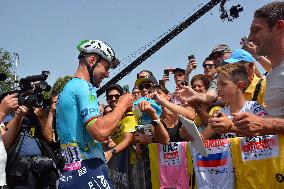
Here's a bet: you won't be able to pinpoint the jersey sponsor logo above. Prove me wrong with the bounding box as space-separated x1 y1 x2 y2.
81 108 100 120
89 94 96 102
88 175 111 189
204 139 228 148
159 142 182 166
64 161 82 171
251 101 268 117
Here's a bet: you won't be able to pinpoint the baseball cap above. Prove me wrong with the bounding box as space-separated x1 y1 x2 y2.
223 49 256 64
209 44 231 57
172 68 185 74
135 75 158 88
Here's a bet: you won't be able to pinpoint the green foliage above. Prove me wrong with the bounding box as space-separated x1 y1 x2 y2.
51 75 73 97
0 48 16 94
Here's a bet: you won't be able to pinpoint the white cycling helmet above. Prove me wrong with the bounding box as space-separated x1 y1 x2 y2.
77 40 120 69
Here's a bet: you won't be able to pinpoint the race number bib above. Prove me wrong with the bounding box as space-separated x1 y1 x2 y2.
61 143 82 170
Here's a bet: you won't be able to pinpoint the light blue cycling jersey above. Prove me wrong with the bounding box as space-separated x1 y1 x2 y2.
56 78 105 171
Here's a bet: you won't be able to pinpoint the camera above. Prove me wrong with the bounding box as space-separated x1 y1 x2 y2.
1 71 51 108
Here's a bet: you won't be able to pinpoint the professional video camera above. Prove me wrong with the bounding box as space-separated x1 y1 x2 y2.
1 71 51 108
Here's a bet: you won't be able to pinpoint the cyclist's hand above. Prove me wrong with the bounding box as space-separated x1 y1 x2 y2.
118 93 133 110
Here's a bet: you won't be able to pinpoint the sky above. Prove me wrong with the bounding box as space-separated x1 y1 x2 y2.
0 0 273 102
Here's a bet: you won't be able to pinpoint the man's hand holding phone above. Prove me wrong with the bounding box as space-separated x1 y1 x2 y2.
163 68 173 81
185 55 197 78
188 55 197 69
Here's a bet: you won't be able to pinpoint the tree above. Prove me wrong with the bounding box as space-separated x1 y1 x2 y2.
0 48 16 94
50 75 73 97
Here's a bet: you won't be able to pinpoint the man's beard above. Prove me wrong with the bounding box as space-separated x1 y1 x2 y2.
110 103 117 109
257 37 272 57
92 76 100 88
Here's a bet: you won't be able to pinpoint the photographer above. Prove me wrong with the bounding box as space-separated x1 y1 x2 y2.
5 104 59 189
2 73 59 189
0 94 19 188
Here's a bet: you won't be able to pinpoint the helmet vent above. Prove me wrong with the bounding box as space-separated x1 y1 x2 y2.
107 48 112 55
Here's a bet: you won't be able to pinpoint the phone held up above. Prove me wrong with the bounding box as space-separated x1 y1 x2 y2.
123 85 130 94
163 69 169 77
188 55 196 69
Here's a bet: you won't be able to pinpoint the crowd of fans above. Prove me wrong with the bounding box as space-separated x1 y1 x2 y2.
0 1 283 188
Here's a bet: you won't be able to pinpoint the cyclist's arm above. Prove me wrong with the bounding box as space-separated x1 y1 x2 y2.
86 104 128 142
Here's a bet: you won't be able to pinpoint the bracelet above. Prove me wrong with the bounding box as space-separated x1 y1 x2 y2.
151 119 161 127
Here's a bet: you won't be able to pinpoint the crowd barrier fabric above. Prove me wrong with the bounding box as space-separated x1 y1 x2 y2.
107 135 284 189
107 148 130 188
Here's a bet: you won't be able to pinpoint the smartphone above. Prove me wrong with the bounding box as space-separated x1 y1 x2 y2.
241 36 248 45
180 81 189 86
135 125 145 134
163 69 169 77
123 85 130 94
188 55 197 69
188 55 195 60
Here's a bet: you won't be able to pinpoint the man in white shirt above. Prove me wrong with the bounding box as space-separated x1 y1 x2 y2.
233 1 284 136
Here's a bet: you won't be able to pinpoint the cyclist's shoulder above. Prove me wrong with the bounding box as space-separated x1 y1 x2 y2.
63 78 91 92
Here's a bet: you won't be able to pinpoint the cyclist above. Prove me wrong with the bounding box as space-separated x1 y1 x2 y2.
56 40 133 189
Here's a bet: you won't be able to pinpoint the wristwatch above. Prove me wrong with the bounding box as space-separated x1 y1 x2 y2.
111 148 117 156
151 119 161 127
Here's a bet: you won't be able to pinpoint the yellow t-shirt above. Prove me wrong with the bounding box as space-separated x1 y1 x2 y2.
244 74 266 107
230 135 284 189
208 106 222 117
111 111 139 144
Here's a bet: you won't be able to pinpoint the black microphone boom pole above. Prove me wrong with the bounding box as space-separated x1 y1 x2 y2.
97 0 223 97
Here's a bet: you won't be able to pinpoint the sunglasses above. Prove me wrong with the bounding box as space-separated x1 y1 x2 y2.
106 94 120 100
132 91 140 95
139 83 152 90
202 64 216 68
